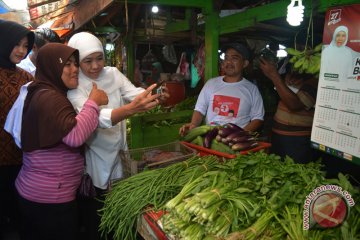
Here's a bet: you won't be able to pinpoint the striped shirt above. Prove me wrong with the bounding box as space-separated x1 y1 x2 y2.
272 77 318 136
16 100 99 203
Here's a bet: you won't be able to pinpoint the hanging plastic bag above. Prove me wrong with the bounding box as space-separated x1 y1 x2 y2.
78 171 96 198
176 52 190 80
142 48 157 72
162 44 177 64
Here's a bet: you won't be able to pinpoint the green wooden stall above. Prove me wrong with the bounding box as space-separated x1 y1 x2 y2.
126 0 359 149
129 110 193 149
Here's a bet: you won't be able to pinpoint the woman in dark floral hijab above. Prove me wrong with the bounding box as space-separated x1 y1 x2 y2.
0 19 34 236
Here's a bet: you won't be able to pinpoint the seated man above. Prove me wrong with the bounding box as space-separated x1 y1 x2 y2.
180 42 264 136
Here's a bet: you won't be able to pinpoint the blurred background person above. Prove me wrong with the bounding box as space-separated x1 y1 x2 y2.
259 56 319 164
17 28 61 76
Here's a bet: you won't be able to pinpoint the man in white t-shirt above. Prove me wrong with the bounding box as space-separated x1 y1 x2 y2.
17 28 61 76
180 42 264 135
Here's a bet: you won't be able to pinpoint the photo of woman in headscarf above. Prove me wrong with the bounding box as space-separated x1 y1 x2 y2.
321 25 355 83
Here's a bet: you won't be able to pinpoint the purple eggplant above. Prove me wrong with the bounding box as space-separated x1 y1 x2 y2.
231 141 259 151
225 131 252 143
232 135 255 143
218 127 235 138
203 127 219 148
223 123 244 132
221 137 230 145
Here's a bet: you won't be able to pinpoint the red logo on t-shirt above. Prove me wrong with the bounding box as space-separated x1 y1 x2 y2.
212 95 240 117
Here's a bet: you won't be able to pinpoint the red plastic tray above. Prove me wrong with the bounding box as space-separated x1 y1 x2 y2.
181 141 271 159
142 210 167 240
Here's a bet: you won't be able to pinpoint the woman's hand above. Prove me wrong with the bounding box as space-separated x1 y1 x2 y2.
88 82 108 106
129 84 161 114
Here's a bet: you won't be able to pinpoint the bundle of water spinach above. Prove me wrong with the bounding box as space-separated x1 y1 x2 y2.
161 152 360 240
100 152 359 240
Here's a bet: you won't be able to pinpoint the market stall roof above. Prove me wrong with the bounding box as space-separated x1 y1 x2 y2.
0 0 115 38
1 0 359 45
26 0 115 37
78 0 358 46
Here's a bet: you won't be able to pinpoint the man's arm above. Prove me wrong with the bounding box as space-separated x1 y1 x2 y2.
179 111 204 136
243 119 263 132
259 57 305 111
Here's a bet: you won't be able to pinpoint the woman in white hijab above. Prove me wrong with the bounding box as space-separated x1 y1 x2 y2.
67 32 167 240
321 25 355 83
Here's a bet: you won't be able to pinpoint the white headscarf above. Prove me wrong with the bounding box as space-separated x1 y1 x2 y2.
330 25 348 48
67 32 122 94
67 32 104 61
321 25 353 81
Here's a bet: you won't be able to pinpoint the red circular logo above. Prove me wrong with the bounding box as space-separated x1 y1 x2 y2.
311 192 348 228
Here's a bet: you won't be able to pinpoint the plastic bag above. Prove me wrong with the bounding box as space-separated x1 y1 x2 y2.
176 52 190 80
162 44 177 64
141 49 157 71
78 173 96 198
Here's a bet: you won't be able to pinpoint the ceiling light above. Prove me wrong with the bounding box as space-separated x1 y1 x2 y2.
287 0 304 26
151 6 159 14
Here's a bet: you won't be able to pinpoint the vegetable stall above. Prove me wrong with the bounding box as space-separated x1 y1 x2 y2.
95 0 360 239
2 0 359 239
100 152 359 240
103 111 359 240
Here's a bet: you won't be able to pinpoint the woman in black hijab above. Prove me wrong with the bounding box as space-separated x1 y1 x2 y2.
0 19 34 236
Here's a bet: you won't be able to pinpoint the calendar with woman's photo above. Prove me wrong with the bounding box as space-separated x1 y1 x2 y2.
311 3 360 165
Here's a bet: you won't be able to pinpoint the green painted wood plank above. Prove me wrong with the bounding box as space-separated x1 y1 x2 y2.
137 123 185 148
219 1 288 35
129 110 193 148
204 10 220 80
129 115 144 149
317 0 360 12
165 9 192 33
139 110 193 122
219 0 360 35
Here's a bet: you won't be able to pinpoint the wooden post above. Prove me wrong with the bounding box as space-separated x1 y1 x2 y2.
203 1 219 81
